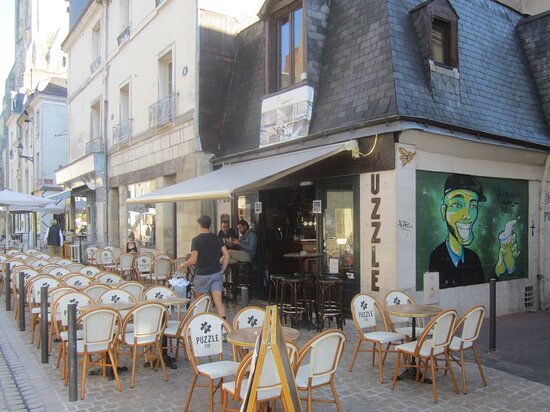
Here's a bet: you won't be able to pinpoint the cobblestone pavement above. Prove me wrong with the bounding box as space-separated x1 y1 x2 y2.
0 297 549 412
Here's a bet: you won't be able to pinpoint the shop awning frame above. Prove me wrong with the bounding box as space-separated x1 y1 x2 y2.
127 140 358 204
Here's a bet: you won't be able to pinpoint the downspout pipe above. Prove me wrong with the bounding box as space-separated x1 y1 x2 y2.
538 155 550 310
102 2 109 246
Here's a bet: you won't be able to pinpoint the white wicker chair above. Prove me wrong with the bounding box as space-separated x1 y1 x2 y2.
82 284 112 303
95 273 123 286
118 281 145 302
232 306 265 330
384 290 426 339
63 274 92 289
117 253 135 279
79 266 101 277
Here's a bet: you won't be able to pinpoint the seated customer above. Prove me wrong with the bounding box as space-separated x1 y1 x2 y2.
218 220 237 246
227 219 257 264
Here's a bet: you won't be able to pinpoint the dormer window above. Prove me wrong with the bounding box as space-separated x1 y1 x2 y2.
263 0 306 93
432 18 451 66
411 0 459 70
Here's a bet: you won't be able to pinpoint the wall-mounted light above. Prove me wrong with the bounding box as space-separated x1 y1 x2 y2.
17 142 34 162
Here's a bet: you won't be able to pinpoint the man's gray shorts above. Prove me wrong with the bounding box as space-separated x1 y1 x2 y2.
193 271 223 294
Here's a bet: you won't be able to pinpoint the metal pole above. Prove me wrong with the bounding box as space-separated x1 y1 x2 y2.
5 264 11 311
40 286 49 363
18 272 25 331
67 303 78 401
489 278 496 351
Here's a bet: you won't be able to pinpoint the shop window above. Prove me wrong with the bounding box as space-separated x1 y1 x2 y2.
128 181 157 248
266 1 305 92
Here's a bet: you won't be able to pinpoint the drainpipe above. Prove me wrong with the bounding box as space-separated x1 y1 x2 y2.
538 155 550 310
102 2 110 246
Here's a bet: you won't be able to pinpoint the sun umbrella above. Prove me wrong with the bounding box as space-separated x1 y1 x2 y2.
0 190 54 250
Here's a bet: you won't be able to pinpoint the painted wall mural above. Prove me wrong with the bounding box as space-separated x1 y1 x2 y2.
416 171 528 290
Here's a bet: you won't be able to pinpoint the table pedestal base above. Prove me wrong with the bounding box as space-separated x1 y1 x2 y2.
396 367 432 384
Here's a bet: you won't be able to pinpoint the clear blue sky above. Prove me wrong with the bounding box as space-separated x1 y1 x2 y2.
0 0 15 87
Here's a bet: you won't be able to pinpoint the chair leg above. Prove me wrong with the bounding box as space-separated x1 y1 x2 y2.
108 349 122 392
445 351 459 394
472 345 488 387
222 389 228 412
460 350 467 394
371 342 376 366
430 356 438 403
378 344 384 383
81 352 87 400
348 340 361 372
209 379 214 412
307 385 312 412
130 344 138 388
330 379 342 412
183 374 197 412
392 351 401 390
156 341 169 381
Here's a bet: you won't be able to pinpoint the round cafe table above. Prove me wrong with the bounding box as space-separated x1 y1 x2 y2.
227 326 300 360
386 304 441 382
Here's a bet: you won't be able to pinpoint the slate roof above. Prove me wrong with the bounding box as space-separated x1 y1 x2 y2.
218 0 550 158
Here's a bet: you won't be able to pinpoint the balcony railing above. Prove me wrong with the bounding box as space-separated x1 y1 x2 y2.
90 56 102 74
117 26 131 46
86 137 104 155
113 119 132 145
148 93 178 130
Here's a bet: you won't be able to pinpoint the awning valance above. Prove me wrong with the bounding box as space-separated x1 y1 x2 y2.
127 140 358 204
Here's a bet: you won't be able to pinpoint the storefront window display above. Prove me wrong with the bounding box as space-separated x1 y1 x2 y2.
75 196 88 235
128 181 157 248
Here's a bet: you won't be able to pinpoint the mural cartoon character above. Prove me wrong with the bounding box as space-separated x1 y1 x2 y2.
429 174 486 289
495 219 520 276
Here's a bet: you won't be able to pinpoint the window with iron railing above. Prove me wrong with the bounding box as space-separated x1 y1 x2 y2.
86 137 104 154
117 26 131 46
113 119 132 145
148 93 178 129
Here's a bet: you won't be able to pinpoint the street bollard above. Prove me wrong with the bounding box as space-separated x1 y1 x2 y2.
489 278 496 351
5 264 11 311
40 286 49 364
67 303 78 402
18 272 25 331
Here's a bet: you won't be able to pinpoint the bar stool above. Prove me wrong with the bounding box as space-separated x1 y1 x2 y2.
281 276 307 328
68 244 81 263
268 274 287 309
316 276 343 332
229 261 252 304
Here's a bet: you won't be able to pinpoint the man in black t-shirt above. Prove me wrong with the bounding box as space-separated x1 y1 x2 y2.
179 215 230 318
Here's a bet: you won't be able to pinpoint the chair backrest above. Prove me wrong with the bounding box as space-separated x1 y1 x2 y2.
233 306 266 330
110 247 122 261
95 273 123 285
118 282 146 301
118 253 134 271
85 246 98 264
82 284 112 303
297 329 346 381
6 249 23 257
191 294 212 313
30 276 61 304
34 252 50 260
67 263 85 271
11 253 28 260
53 291 93 327
57 259 73 267
49 267 71 278
99 249 114 266
152 258 172 277
12 266 40 289
98 289 136 304
48 256 62 263
122 302 167 341
79 266 101 277
415 309 457 355
49 286 78 307
25 257 38 265
350 293 388 332
63 274 92 289
143 286 176 300
455 305 485 345
93 248 104 265
384 290 415 328
134 255 152 274
79 308 120 348
184 312 230 359
41 263 61 274
155 254 171 261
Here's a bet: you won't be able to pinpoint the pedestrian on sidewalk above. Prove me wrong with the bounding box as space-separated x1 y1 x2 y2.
178 215 230 319
45 219 63 257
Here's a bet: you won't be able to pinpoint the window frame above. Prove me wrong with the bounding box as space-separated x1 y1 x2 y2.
266 0 307 93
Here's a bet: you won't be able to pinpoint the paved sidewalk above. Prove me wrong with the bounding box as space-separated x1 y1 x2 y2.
0 297 549 411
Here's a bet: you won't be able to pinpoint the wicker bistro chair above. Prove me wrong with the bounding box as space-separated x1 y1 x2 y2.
117 253 135 279
118 302 169 388
28 276 61 345
163 295 212 362
118 282 146 302
11 265 40 320
52 292 93 381
30 259 49 269
99 249 117 272
82 284 112 303
62 274 92 289
183 313 240 412
48 267 71 278
67 263 85 272
147 258 172 286
95 272 124 286
85 246 99 265
79 266 101 277
133 255 152 282
294 329 346 412
448 305 488 394
76 308 122 399
56 259 74 268
143 285 176 300
47 287 78 354
349 293 406 383
392 309 459 403
384 290 427 339
232 306 266 330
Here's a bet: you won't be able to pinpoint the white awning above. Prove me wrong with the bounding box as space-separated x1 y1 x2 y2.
128 140 358 204
46 189 71 202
